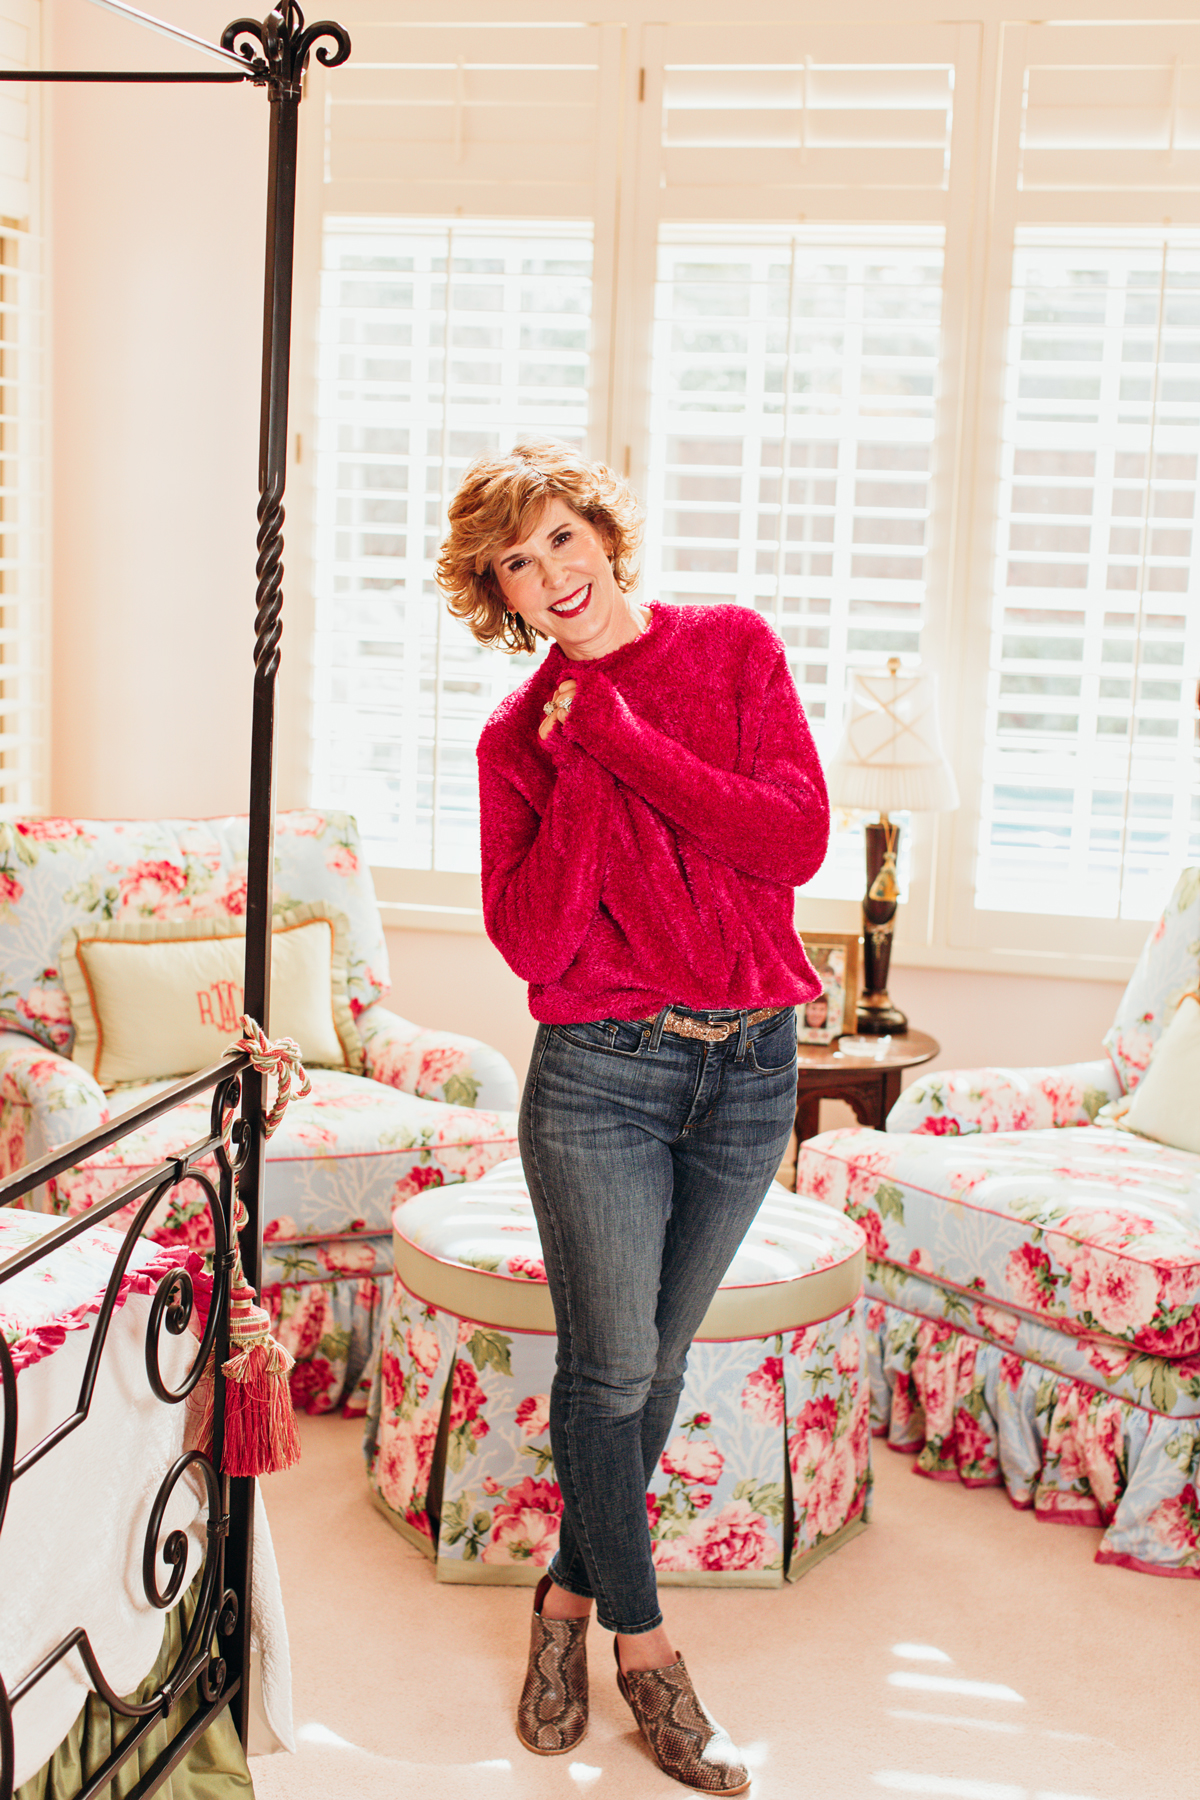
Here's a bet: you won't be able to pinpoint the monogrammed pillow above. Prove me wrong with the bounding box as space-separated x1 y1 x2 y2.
60 902 364 1087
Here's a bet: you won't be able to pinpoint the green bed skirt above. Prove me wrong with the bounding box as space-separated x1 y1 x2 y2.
16 1579 254 1800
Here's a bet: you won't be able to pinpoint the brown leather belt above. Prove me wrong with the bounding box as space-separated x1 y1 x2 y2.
637 1005 786 1045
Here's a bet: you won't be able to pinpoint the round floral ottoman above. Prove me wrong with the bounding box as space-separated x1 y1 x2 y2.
364 1158 871 1586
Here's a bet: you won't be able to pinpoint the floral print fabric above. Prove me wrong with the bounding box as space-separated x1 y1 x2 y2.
0 1207 197 1378
865 1295 1200 1577
886 1058 1120 1138
0 810 521 1421
797 1124 1200 1361
885 869 1200 1132
359 1006 518 1113
1103 866 1200 1096
1 1017 519 1417
0 1030 108 1183
12 1064 519 1251
0 810 391 1058
265 1270 385 1419
864 1254 1200 1422
364 1278 871 1582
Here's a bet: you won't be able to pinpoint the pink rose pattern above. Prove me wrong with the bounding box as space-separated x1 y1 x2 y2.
367 1280 867 1579
369 1287 458 1539
796 1126 1200 1361
515 1392 550 1437
359 1009 518 1113
863 1295 1200 1578
12 1055 515 1417
740 1355 784 1427
0 809 391 1057
886 1060 1120 1138
0 812 524 1428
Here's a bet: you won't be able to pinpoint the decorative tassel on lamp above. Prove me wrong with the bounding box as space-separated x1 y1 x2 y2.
826 658 959 1035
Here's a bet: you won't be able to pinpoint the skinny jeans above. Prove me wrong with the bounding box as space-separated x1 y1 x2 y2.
518 1003 798 1636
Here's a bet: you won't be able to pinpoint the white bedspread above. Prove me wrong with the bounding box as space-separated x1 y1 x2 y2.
0 1214 294 1788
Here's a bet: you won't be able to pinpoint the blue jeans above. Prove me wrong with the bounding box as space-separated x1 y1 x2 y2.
518 1004 798 1635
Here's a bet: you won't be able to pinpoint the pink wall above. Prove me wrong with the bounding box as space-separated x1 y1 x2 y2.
48 0 264 819
384 924 1126 1097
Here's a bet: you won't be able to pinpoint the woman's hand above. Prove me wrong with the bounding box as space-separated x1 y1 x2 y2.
538 678 578 741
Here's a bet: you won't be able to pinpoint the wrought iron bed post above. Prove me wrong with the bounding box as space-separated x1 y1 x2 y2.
0 3 350 1780
223 3 350 1743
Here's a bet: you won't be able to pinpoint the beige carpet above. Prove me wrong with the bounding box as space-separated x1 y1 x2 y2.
249 1414 1196 1800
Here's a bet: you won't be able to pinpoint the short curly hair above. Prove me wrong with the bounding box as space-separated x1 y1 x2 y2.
437 438 643 653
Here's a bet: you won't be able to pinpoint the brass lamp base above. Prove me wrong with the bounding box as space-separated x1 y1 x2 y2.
858 815 908 1036
856 991 909 1036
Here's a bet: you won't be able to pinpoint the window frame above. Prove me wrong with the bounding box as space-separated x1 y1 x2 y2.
289 5 1200 985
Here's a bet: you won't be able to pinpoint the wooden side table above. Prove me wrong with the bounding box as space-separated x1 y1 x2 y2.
794 1029 940 1143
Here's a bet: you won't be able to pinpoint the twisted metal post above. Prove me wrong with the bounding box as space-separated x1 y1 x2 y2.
219 5 349 1749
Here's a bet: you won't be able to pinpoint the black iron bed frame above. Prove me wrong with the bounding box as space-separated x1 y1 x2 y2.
0 7 349 1795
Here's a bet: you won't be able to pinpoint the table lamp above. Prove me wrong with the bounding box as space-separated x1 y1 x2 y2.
825 657 959 1035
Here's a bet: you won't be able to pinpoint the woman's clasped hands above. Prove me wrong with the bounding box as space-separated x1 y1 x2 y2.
538 678 578 741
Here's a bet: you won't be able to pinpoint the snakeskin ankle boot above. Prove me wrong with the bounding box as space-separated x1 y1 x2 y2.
515 1574 590 1755
615 1642 750 1794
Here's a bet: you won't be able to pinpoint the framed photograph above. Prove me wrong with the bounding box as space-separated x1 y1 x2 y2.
797 933 861 1046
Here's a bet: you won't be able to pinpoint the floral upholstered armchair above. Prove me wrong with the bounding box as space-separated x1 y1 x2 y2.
887 866 1199 1140
0 811 519 1414
796 868 1200 1578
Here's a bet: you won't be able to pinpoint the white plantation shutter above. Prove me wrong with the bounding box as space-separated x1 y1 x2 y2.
302 11 1194 966
323 21 618 220
978 229 1200 923
0 0 41 815
642 227 943 898
1015 23 1200 224
655 23 962 223
306 18 976 887
310 219 592 871
636 28 971 900
309 18 621 873
0 1 31 221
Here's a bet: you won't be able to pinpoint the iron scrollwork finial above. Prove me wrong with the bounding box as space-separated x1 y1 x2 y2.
222 3 350 97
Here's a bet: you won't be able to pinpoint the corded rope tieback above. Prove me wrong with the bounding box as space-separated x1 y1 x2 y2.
194 1016 314 1478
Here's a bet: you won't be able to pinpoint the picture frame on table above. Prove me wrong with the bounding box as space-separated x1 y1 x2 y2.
797 933 860 1046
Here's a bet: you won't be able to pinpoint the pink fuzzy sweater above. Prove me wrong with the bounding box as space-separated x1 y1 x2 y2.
477 601 830 1023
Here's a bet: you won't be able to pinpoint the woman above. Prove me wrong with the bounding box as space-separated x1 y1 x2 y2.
438 439 829 1796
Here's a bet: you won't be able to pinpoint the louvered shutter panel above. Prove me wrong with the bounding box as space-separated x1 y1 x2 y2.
635 26 971 899
655 23 961 223
0 0 33 220
641 229 942 899
310 221 593 870
323 21 617 219
978 229 1200 922
311 23 615 868
1016 24 1200 224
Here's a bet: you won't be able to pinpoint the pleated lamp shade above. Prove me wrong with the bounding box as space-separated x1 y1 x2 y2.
827 665 960 815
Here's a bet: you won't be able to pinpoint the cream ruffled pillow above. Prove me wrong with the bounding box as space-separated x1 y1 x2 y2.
60 901 364 1088
1099 992 1200 1155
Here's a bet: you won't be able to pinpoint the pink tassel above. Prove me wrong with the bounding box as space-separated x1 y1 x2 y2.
211 1285 302 1477
187 1019 312 1477
188 1213 303 1477
221 1331 302 1477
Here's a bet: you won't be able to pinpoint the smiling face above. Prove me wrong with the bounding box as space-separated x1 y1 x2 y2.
493 497 646 661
